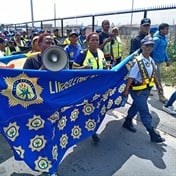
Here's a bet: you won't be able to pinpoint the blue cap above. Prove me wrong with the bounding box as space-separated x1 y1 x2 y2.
141 35 154 45
95 26 102 33
150 26 158 33
80 26 86 31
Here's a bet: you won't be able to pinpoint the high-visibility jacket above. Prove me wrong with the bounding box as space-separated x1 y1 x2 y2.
63 38 70 45
112 36 122 58
83 49 106 69
5 46 21 56
131 56 155 90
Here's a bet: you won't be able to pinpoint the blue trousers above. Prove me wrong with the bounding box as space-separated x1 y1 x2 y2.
165 91 176 107
126 88 152 129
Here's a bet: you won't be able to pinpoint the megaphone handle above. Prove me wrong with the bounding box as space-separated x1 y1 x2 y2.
39 65 46 70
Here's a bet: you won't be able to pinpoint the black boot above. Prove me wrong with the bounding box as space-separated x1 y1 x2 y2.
122 118 136 133
147 128 165 143
92 133 100 143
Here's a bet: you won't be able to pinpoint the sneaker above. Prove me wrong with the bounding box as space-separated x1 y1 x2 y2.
159 95 168 104
162 105 176 115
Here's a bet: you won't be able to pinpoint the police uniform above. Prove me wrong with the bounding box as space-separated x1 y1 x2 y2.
123 35 165 143
126 54 155 129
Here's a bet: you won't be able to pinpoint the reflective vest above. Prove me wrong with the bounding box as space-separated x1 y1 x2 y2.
14 38 25 47
112 36 122 58
83 49 106 69
63 38 70 45
103 41 111 56
131 56 155 91
5 46 21 56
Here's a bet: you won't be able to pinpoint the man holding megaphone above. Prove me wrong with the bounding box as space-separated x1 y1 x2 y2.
23 32 68 176
23 32 68 71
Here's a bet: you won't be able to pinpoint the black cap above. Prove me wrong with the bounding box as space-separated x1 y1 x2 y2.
141 18 151 25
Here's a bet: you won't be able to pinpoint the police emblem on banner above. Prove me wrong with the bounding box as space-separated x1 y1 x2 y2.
1 73 43 108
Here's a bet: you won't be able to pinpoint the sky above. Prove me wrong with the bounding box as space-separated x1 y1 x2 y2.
0 0 175 24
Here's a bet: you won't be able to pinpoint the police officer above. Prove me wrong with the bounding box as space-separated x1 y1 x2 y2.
122 35 165 143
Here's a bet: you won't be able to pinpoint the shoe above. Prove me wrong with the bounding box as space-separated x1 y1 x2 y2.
162 105 176 115
159 95 168 104
147 128 165 143
92 134 100 143
122 118 137 133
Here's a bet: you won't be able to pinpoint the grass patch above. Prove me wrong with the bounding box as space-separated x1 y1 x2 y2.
161 61 176 87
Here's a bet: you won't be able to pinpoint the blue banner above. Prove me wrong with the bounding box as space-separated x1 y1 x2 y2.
0 63 129 174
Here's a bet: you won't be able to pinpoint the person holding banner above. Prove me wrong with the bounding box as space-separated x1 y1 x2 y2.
122 35 165 143
23 32 54 70
23 32 58 176
72 32 108 142
72 32 107 70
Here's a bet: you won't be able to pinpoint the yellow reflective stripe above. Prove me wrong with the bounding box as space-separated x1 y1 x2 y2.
132 83 154 90
132 85 147 90
149 82 155 86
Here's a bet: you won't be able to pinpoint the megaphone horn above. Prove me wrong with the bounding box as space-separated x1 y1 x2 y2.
41 46 68 72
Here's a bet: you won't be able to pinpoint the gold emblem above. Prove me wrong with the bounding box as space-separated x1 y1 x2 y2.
60 134 68 149
13 146 25 159
34 156 52 172
114 96 122 106
92 94 101 101
85 119 96 131
102 92 109 102
71 125 82 139
29 135 47 152
58 116 67 130
52 145 58 160
109 88 116 96
83 103 95 115
48 111 60 123
107 99 113 109
27 115 45 131
1 73 43 108
70 109 79 122
3 122 20 142
118 83 126 93
100 105 106 116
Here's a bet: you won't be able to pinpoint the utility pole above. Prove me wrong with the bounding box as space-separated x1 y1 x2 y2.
130 0 134 26
30 0 34 28
54 2 56 27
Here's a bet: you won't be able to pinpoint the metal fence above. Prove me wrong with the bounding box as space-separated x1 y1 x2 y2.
2 4 176 39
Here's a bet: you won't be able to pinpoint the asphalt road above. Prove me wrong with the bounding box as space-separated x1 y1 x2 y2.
0 86 176 176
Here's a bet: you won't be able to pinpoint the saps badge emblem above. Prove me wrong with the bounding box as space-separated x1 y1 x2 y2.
1 73 43 108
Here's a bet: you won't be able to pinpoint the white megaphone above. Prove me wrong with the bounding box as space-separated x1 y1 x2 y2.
41 46 68 71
